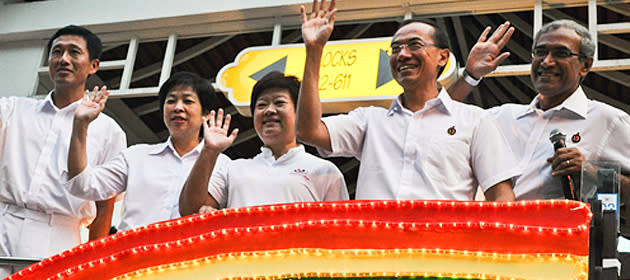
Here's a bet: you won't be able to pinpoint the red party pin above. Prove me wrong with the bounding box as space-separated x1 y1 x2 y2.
571 132 581 143
447 126 456 135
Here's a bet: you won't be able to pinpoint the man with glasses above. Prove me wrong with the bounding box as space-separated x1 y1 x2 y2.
460 19 630 201
296 0 518 201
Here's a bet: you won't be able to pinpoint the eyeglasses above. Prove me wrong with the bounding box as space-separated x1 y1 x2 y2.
531 48 585 60
388 40 439 55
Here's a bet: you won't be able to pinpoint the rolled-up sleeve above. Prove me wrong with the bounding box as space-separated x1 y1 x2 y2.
64 151 129 201
471 115 521 191
319 107 370 159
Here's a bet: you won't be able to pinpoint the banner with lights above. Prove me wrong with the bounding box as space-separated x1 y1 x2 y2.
7 200 591 280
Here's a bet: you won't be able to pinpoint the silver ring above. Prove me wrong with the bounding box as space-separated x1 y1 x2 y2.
565 160 571 166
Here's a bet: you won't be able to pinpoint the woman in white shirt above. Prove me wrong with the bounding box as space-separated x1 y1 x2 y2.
179 71 348 215
65 72 230 231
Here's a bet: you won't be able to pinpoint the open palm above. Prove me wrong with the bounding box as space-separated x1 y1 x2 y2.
75 86 109 124
203 109 239 152
301 0 337 48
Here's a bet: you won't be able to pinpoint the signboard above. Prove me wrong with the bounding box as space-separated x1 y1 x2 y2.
216 37 457 116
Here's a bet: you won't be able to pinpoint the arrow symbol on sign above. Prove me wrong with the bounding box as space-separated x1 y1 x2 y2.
376 49 393 89
249 56 288 81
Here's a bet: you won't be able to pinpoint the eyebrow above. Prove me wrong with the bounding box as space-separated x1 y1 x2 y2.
51 43 83 50
391 37 425 44
167 92 197 98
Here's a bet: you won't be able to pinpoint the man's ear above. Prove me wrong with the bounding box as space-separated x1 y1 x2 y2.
437 49 450 67
579 57 593 78
89 59 100 75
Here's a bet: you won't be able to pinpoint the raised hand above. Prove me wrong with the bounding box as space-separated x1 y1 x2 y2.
202 108 239 153
301 0 337 48
74 86 109 124
465 21 515 79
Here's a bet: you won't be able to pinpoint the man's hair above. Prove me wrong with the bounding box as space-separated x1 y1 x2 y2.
397 20 450 50
158 71 217 115
47 25 103 61
249 71 301 114
395 20 450 77
533 19 595 59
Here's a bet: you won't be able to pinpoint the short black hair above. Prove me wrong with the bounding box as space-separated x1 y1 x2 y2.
250 71 301 114
158 71 217 115
397 20 450 49
47 25 102 61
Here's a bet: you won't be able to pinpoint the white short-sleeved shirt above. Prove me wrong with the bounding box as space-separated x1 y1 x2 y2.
65 139 231 231
489 87 630 200
320 88 520 201
209 145 348 208
0 93 126 225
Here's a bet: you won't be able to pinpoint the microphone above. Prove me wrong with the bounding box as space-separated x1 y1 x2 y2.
549 129 577 200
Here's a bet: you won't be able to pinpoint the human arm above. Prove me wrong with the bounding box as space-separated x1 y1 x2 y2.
88 198 115 240
448 22 514 102
179 109 238 216
68 86 109 179
484 179 515 201
295 0 337 152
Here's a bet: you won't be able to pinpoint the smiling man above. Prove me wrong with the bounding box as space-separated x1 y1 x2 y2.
296 0 518 201
0 25 126 277
460 20 630 201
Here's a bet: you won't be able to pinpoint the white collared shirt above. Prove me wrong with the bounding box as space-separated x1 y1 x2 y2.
209 145 348 208
320 88 520 201
489 86 630 200
65 138 231 231
0 92 126 225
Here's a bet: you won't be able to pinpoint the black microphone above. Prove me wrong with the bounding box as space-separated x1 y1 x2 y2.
549 129 577 200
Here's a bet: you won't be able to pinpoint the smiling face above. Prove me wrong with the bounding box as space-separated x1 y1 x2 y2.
531 27 592 109
162 86 205 140
389 22 449 92
48 35 99 90
253 88 297 149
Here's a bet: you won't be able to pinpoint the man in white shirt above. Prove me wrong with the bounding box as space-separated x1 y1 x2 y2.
295 0 518 201
456 20 630 201
0 25 127 277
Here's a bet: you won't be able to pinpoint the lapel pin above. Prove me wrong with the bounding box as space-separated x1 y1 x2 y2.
571 132 581 143
447 126 456 135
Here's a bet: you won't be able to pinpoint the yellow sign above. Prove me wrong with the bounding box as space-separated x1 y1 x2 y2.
216 37 457 116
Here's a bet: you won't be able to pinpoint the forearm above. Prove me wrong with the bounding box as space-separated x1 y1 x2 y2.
296 46 331 151
447 77 475 102
68 119 90 179
89 198 115 240
179 148 220 216
484 180 515 201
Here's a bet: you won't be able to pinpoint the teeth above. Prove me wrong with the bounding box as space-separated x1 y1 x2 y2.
399 65 414 71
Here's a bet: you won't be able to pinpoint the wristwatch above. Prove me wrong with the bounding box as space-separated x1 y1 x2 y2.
462 70 482 86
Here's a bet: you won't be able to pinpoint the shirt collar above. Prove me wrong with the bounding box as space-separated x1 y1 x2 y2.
148 137 204 156
387 88 451 116
260 144 304 163
38 90 82 112
517 86 588 119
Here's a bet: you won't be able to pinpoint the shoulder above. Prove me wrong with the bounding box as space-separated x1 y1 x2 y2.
588 99 629 120
486 103 528 118
586 100 630 133
298 151 343 173
122 143 157 156
0 96 40 111
92 113 125 135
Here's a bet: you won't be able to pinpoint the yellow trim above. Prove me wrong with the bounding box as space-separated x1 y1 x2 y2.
114 248 588 280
